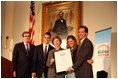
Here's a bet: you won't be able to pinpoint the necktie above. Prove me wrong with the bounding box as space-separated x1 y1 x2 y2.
78 41 81 49
26 44 29 55
44 46 47 59
76 42 81 57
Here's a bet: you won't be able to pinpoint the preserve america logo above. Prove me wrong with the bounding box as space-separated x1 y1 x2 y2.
96 42 110 57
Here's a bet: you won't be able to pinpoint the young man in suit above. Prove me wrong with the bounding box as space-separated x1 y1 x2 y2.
12 31 35 78
66 26 94 78
32 32 54 78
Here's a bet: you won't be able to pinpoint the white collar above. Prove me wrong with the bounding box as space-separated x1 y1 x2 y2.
43 43 49 51
23 42 30 50
23 42 30 46
80 37 86 44
43 43 49 47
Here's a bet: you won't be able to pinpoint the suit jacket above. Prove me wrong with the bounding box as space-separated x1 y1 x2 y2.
72 38 93 78
12 42 35 77
32 44 54 77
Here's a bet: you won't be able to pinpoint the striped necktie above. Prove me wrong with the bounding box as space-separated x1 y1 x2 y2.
26 44 30 55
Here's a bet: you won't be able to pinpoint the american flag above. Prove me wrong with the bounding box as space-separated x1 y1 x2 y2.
29 1 35 44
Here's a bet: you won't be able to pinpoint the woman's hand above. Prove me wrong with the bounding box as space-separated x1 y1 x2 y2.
50 58 55 65
87 59 94 64
66 67 73 72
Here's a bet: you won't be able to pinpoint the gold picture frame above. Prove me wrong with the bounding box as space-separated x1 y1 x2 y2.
41 1 81 44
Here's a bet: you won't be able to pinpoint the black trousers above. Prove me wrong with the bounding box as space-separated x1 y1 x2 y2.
16 68 31 78
16 72 31 78
36 67 48 78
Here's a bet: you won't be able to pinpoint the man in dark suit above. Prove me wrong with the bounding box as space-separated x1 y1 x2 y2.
32 32 54 78
12 31 35 78
52 11 68 39
66 26 94 78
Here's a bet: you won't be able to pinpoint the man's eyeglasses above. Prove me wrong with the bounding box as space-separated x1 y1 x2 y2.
24 36 31 37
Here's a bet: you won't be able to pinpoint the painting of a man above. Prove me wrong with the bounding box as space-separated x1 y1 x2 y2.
47 4 75 48
52 11 68 39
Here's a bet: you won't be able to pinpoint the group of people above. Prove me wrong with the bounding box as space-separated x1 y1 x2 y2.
12 26 94 78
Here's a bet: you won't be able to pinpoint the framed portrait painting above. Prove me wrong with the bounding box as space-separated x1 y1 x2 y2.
42 1 81 48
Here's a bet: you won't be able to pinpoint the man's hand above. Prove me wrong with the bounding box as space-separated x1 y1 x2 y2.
32 72 36 78
66 67 73 72
13 71 16 77
50 58 54 65
87 59 94 64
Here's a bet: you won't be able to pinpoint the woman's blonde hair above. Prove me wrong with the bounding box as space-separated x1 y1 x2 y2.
52 36 62 45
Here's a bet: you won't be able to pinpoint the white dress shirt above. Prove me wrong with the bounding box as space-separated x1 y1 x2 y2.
80 37 87 46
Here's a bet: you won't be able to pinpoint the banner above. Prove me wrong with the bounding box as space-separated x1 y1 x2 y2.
94 28 112 78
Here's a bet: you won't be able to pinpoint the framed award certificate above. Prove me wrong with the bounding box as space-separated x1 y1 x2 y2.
54 49 73 73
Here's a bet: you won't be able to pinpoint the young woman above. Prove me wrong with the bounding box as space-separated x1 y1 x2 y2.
46 36 65 78
66 35 93 78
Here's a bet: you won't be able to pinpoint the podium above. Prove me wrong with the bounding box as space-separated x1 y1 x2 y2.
1 56 13 78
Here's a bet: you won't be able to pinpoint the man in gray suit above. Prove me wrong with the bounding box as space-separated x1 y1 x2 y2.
66 26 93 78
